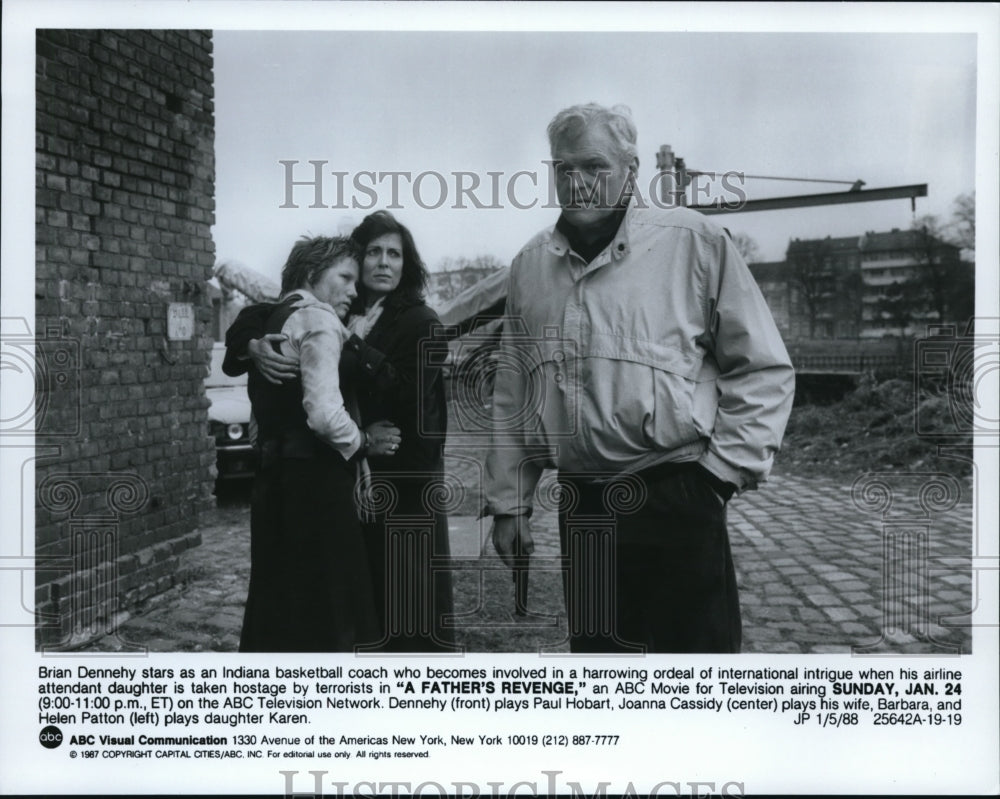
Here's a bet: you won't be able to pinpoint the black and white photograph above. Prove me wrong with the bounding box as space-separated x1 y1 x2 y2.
2 1 998 796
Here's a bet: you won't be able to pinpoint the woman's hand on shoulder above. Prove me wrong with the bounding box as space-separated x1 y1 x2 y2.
248 335 300 384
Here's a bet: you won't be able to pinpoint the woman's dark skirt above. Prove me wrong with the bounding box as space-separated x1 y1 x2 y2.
239 454 379 653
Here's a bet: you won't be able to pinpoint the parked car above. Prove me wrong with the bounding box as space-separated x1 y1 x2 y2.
206 343 256 482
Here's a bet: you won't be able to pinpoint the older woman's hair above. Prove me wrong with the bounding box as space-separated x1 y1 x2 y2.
351 210 429 306
280 235 361 295
547 103 638 163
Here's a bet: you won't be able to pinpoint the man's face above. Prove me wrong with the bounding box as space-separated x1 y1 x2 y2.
552 124 637 228
310 256 359 320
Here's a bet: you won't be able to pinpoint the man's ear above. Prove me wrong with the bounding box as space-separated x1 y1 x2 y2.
629 156 639 175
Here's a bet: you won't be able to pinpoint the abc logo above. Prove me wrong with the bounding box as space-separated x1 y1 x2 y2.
39 725 63 749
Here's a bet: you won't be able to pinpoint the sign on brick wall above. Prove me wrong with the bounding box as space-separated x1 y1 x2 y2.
167 302 195 340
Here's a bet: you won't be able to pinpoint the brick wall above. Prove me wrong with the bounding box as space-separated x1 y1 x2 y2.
34 30 216 649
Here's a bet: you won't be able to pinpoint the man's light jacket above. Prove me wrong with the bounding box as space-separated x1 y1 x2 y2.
483 200 795 517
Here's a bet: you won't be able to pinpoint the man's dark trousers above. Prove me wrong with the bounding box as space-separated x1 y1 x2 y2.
557 462 741 654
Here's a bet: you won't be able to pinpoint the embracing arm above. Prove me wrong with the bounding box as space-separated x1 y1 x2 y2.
223 301 300 383
222 303 273 377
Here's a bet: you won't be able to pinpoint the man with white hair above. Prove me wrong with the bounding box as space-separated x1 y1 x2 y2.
485 103 795 653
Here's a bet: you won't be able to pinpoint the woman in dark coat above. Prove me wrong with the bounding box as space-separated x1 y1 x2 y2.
238 235 401 652
347 211 455 652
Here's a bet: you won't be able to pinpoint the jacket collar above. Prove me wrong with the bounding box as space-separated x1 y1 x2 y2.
549 196 636 265
280 288 319 306
279 288 347 325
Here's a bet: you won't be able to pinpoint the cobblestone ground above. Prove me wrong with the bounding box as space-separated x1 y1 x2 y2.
79 460 975 655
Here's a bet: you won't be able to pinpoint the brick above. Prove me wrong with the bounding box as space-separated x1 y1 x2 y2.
35 31 216 650
58 193 82 213
45 173 68 191
46 210 68 227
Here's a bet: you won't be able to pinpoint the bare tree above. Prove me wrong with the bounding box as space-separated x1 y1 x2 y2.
874 278 921 337
787 238 833 338
730 231 761 264
435 254 506 275
864 201 973 333
910 217 954 323
950 192 975 254
908 211 971 327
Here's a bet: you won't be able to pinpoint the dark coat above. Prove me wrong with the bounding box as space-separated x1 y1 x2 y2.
359 296 448 473
356 295 456 652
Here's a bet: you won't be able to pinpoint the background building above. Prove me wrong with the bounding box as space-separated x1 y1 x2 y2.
750 227 970 342
859 228 964 337
425 261 505 311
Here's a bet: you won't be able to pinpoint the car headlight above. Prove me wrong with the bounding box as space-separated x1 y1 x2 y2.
227 423 244 441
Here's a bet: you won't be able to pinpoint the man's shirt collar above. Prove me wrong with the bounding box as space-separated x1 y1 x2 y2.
554 205 628 264
551 195 640 265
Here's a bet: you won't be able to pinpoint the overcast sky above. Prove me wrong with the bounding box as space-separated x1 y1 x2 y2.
212 28 977 281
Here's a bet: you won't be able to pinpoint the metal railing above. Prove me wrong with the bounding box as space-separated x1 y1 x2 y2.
791 353 905 374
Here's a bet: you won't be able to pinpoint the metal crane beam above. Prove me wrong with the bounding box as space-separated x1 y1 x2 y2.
689 183 928 215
